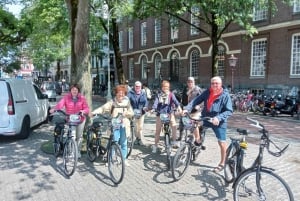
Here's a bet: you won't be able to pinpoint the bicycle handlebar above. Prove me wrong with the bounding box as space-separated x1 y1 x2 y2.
184 113 212 123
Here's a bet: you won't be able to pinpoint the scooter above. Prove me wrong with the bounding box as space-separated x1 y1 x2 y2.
272 95 297 117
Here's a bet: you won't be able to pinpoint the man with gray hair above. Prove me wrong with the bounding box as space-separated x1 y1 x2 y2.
127 81 149 145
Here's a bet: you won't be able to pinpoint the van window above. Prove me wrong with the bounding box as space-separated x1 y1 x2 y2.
34 85 44 99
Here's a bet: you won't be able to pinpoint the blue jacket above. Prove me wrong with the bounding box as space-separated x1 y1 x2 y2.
152 92 181 115
127 90 148 114
184 87 233 128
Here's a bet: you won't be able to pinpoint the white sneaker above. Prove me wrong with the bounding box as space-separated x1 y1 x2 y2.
152 145 157 153
125 160 130 167
172 141 180 148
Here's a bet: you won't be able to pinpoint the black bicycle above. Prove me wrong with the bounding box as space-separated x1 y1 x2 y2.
172 113 210 181
233 117 294 201
224 128 249 183
51 110 83 177
86 113 125 184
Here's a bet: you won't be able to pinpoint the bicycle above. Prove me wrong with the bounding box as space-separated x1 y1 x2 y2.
172 113 211 181
86 113 125 184
51 110 83 177
224 128 249 184
233 117 294 201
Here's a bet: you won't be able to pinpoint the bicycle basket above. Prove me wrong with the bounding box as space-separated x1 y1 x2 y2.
133 109 142 119
160 113 170 124
111 116 123 129
50 114 66 125
182 116 193 130
68 114 82 125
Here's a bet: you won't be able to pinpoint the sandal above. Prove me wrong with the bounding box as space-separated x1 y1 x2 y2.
213 164 224 173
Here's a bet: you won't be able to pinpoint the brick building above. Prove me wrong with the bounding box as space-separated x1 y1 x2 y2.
119 1 300 95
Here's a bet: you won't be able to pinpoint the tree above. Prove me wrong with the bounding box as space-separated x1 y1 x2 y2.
0 6 31 71
133 0 290 77
65 0 92 106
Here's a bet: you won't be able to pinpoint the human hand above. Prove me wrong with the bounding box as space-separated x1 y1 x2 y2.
211 117 220 126
49 108 55 114
181 110 188 116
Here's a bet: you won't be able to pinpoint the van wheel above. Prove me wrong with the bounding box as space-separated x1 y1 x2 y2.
19 117 31 139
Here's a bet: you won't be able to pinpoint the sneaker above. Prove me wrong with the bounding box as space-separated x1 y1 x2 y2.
172 141 180 148
125 160 130 167
194 141 201 147
152 145 157 153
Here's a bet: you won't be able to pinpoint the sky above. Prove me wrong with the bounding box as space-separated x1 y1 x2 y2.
6 4 23 17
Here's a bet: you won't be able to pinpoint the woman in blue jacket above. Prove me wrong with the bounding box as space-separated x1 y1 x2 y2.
183 76 233 172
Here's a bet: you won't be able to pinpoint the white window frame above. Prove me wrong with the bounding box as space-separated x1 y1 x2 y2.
118 31 123 51
253 1 268 21
290 33 300 76
190 6 200 35
190 50 200 77
170 17 179 41
154 55 162 79
129 58 134 79
128 27 133 49
293 0 300 13
141 22 147 46
154 19 162 44
141 57 147 79
217 45 225 79
250 38 267 77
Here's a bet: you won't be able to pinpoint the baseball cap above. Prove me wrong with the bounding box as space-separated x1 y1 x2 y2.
187 77 195 81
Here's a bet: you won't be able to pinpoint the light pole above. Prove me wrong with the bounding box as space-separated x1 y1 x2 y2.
104 7 116 101
228 54 238 93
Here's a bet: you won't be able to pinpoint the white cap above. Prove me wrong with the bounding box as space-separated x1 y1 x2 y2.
187 77 194 81
135 81 142 86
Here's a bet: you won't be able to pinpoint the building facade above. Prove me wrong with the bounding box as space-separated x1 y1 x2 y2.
119 1 300 95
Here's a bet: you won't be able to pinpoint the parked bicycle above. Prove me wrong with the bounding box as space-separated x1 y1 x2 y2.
233 117 294 201
224 128 249 183
51 110 83 177
172 113 211 181
86 113 125 184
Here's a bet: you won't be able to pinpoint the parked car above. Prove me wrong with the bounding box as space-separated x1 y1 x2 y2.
40 81 57 102
0 78 51 139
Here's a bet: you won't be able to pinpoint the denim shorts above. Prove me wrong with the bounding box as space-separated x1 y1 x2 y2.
212 127 227 142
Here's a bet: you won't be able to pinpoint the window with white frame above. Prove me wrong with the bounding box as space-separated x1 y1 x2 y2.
190 49 199 77
154 19 162 43
129 58 134 79
291 33 300 76
251 39 267 77
293 0 300 13
128 27 133 49
119 31 123 51
154 55 162 79
190 6 200 35
141 57 147 79
141 22 147 46
170 17 179 41
217 45 225 78
253 1 268 21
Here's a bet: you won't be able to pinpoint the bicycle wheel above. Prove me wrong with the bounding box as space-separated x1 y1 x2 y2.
224 143 238 183
86 131 98 162
63 138 78 177
164 132 172 170
126 124 134 158
108 143 124 184
172 143 192 181
233 169 294 201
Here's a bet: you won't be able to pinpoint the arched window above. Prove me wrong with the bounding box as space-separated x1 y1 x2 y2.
170 52 179 81
154 55 162 79
217 45 225 78
141 56 147 79
190 49 200 77
129 58 134 79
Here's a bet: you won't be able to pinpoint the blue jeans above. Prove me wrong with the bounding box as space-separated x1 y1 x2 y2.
113 127 127 159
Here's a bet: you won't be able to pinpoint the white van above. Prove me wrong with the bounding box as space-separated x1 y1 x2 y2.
0 78 51 139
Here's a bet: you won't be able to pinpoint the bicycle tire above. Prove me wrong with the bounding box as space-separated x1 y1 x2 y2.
108 143 124 184
86 131 98 162
53 136 61 158
126 124 134 158
224 143 238 183
164 132 171 170
63 138 78 177
233 168 294 201
172 143 192 181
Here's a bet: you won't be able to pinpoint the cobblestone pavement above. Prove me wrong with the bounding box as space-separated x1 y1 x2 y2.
0 98 299 201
